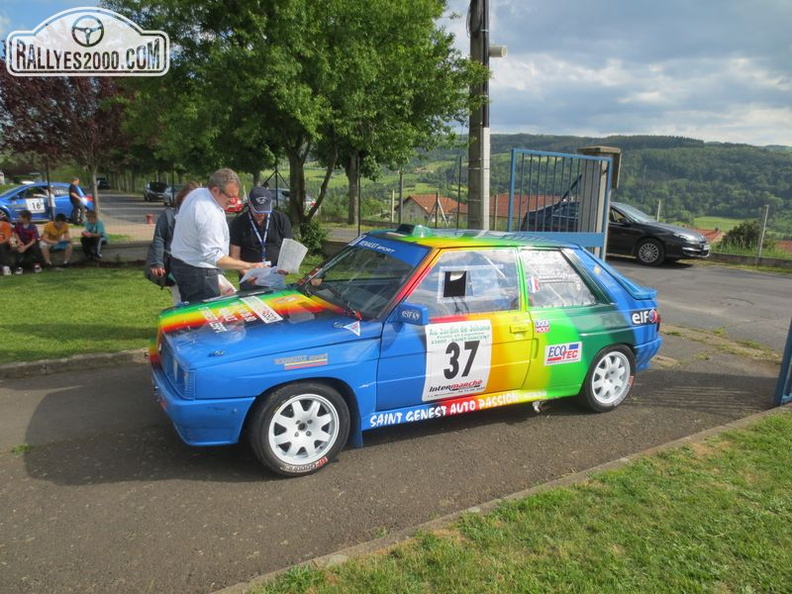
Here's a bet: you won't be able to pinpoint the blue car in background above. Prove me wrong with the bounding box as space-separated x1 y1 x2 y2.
0 182 95 223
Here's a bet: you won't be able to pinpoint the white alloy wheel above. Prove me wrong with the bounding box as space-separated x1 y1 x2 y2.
580 346 635 412
268 393 341 466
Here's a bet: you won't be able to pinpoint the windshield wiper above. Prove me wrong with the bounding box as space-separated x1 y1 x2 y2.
320 284 362 320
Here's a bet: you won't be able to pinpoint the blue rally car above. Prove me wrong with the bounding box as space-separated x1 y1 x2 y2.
0 182 95 222
150 226 662 477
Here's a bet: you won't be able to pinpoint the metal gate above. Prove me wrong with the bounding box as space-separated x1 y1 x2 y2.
775 318 792 406
506 148 619 257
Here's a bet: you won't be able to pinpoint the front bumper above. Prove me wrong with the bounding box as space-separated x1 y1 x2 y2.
671 241 710 259
152 366 256 446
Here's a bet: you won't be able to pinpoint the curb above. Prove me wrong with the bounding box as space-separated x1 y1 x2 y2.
213 403 792 594
0 349 147 379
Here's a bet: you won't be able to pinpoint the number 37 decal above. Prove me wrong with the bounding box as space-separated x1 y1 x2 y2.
422 320 492 401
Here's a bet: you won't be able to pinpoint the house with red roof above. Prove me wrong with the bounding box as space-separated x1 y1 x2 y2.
395 194 468 227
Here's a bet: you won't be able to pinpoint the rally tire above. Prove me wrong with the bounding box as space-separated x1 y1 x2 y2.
636 238 665 266
248 382 350 477
579 346 635 413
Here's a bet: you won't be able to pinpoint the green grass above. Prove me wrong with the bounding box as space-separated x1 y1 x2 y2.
252 412 792 594
713 243 792 260
0 257 323 364
692 215 742 232
0 266 173 364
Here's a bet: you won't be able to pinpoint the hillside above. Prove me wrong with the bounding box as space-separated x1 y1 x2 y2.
423 134 792 237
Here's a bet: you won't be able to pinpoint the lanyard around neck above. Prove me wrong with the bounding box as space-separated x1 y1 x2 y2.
248 212 271 262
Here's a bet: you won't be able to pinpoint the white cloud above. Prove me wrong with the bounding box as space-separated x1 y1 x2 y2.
0 13 10 38
447 0 792 145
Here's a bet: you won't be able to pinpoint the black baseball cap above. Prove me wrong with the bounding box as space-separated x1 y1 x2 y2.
248 187 273 213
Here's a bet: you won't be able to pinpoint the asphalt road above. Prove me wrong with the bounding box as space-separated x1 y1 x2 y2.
0 262 789 593
98 191 168 225
611 258 791 353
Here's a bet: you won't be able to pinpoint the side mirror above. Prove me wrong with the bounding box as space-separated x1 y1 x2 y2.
392 303 429 326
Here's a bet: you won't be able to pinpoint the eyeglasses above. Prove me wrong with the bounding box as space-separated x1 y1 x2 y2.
221 190 239 200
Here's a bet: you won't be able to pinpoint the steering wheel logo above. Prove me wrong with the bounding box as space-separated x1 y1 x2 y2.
71 16 105 48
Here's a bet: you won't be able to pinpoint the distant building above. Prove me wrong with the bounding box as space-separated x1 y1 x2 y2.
395 194 468 227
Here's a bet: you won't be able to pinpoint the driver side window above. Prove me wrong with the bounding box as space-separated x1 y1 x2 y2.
407 249 520 318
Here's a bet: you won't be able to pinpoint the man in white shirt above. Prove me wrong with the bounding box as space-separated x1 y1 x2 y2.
170 168 265 302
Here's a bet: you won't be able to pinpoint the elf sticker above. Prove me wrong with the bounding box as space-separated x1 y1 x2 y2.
422 320 492 401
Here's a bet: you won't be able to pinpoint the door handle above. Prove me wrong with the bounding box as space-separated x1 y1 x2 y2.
510 323 531 334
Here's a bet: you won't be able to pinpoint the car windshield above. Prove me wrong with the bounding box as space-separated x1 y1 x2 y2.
614 203 655 223
149 182 168 191
298 236 428 320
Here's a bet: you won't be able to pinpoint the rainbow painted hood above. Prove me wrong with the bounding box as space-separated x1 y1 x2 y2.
157 288 370 365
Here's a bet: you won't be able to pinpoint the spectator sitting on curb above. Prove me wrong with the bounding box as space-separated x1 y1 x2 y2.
40 213 73 267
0 211 14 275
80 210 107 260
12 209 45 273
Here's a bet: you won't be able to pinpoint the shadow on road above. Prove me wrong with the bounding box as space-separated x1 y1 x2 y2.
21 364 775 486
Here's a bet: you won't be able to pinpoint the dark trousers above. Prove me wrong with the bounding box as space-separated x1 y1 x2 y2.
170 258 220 303
14 244 44 269
70 198 86 224
0 243 15 268
81 236 106 258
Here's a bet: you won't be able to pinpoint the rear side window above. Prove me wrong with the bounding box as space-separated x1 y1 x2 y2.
521 249 597 308
408 248 520 317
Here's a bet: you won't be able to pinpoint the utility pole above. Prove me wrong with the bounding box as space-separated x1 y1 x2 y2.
467 0 506 231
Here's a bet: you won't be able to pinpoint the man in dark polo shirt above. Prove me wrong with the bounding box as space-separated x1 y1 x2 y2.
229 186 293 291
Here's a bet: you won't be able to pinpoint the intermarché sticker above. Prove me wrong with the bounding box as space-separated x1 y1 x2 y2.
6 7 169 77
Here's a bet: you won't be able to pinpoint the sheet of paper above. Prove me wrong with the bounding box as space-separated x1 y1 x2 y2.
277 238 308 274
218 274 237 295
239 266 286 288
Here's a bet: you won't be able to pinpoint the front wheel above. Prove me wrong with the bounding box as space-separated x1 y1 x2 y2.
579 346 635 412
636 238 664 266
248 382 350 477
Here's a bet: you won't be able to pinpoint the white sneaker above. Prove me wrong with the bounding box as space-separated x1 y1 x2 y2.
33 264 42 273
1 266 10 276
14 267 23 275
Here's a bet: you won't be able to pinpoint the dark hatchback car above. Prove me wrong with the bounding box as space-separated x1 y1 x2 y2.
143 181 169 202
521 200 710 266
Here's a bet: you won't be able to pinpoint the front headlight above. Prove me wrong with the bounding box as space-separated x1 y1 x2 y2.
673 232 698 242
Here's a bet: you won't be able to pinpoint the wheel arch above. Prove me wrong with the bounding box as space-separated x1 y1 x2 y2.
241 376 363 448
577 342 637 413
629 233 662 257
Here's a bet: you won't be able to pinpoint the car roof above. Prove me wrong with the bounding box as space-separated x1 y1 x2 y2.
368 225 573 250
0 182 69 197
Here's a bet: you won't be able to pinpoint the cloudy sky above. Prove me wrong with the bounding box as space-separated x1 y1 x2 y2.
3 1 790 146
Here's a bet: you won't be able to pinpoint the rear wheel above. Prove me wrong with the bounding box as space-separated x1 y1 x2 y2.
579 346 635 412
636 238 664 266
248 382 350 477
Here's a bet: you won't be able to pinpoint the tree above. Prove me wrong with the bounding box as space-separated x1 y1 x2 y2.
0 63 128 213
106 0 482 231
0 65 69 180
312 0 485 225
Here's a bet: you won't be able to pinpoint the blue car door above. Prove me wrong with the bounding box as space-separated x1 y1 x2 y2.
375 247 531 412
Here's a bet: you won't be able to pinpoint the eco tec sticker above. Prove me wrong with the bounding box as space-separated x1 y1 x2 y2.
544 342 582 365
